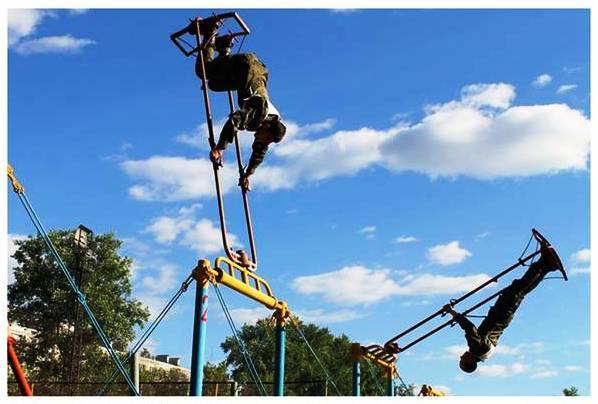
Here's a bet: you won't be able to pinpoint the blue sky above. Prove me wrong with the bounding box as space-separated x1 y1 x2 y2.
6 8 591 396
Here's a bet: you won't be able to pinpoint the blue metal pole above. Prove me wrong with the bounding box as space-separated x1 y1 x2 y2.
190 279 209 396
352 360 360 396
386 372 395 396
274 312 286 396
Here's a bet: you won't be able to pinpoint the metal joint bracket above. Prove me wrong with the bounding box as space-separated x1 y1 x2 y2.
7 164 25 194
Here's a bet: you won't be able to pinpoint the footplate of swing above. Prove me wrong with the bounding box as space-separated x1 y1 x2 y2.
213 256 281 309
361 344 397 371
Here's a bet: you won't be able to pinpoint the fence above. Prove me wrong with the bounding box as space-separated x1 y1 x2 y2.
8 379 329 396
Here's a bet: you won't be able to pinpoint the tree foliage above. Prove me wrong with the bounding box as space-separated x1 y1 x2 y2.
219 316 388 396
563 386 579 396
8 230 150 383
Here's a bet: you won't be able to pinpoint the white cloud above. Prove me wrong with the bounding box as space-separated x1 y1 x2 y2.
557 84 578 95
8 10 93 55
296 308 364 323
330 9 359 14
141 264 178 294
571 248 590 263
13 35 96 55
8 234 28 284
427 241 472 266
121 82 590 200
531 74 552 87
359 226 376 239
223 307 271 325
570 267 590 275
393 235 418 244
7 9 52 45
292 266 491 306
69 9 89 16
564 365 583 373
180 218 240 254
476 232 491 240
477 363 527 378
440 341 543 361
531 370 558 379
570 248 590 275
143 204 240 255
121 156 238 201
460 83 516 109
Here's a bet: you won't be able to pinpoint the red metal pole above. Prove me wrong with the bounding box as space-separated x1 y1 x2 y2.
7 336 33 396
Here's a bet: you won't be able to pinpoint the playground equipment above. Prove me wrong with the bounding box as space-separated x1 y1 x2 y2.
170 12 343 396
170 12 256 270
7 164 140 396
383 228 566 355
8 336 33 396
418 384 445 396
351 343 397 396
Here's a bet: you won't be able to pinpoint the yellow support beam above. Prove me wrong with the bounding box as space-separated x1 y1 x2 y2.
194 257 289 314
354 343 397 377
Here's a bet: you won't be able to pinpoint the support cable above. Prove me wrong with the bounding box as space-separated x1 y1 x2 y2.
97 274 195 395
364 360 385 396
13 191 139 395
213 285 267 396
290 320 343 396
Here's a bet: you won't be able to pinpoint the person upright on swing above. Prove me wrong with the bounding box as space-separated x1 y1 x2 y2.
443 238 567 373
192 18 287 192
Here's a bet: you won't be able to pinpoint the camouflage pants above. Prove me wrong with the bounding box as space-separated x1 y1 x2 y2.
477 260 546 346
206 52 272 150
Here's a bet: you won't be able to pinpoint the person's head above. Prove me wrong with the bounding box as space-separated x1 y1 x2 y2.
255 118 287 144
459 351 478 373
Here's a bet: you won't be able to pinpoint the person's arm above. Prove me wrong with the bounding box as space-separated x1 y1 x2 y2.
245 140 269 177
444 305 482 348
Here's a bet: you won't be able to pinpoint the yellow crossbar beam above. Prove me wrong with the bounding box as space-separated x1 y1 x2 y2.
195 257 288 314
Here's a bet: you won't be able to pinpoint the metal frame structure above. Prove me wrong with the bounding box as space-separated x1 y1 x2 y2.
170 12 257 270
351 343 396 396
383 228 566 354
171 12 293 396
189 257 290 396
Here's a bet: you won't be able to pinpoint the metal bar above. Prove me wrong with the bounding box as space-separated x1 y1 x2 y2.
274 311 286 396
192 22 237 264
129 351 140 396
385 249 540 346
189 279 210 396
386 371 394 396
215 268 279 309
227 90 258 267
7 337 33 396
398 288 505 353
352 361 360 396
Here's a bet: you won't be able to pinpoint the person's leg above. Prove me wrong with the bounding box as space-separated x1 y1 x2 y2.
477 262 546 344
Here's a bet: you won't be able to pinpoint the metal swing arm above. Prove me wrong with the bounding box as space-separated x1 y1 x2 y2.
384 230 551 352
393 285 509 354
170 13 258 269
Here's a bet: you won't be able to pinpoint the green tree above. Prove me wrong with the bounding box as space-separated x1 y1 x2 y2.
139 367 189 395
203 361 231 396
8 230 150 389
563 386 579 396
219 316 387 396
